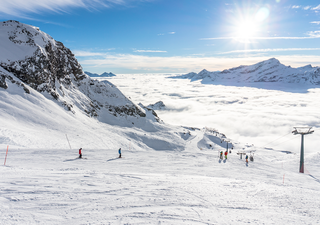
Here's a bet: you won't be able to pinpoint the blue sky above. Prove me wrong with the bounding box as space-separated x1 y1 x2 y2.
1 0 320 74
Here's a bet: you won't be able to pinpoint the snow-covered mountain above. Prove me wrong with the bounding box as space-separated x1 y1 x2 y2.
147 101 166 110
85 71 116 77
0 20 157 125
0 20 176 149
173 58 320 85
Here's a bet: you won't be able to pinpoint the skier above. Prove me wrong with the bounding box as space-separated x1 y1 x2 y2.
224 150 228 159
246 155 249 163
118 148 122 158
79 148 82 158
220 151 223 159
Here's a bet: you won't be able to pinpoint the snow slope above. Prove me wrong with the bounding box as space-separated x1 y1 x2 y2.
1 132 320 224
0 74 189 151
172 58 320 85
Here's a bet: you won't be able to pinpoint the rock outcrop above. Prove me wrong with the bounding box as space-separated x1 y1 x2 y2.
0 20 157 124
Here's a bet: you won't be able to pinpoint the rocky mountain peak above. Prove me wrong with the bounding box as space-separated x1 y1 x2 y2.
0 20 158 125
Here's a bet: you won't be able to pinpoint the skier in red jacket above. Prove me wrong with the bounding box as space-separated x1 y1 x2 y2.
224 150 228 159
79 148 82 158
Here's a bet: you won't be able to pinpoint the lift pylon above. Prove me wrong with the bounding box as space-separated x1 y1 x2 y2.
292 127 314 173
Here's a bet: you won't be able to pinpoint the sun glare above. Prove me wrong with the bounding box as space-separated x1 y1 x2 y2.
230 7 270 42
235 20 258 39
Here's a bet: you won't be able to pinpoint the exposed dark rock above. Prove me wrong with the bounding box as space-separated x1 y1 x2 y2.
0 74 8 89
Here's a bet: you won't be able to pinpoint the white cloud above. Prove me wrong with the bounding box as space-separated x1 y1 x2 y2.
310 21 320 25
292 5 301 9
220 48 320 54
201 36 320 40
73 50 105 57
133 50 167 53
0 0 127 17
304 6 311 10
307 30 320 37
312 4 320 10
157 32 175 36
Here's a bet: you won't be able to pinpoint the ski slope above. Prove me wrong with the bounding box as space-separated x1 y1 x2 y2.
1 130 320 224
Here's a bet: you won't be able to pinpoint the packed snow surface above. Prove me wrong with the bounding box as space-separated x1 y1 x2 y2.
1 133 320 224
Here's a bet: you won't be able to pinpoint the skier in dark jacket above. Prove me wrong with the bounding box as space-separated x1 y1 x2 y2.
118 148 122 158
79 148 82 158
246 155 249 163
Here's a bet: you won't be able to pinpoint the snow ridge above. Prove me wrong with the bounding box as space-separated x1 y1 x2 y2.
173 58 320 85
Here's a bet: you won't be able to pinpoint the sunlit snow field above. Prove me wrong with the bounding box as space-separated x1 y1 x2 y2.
1 134 320 224
107 73 320 154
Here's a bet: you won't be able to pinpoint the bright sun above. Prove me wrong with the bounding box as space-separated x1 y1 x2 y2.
231 7 270 41
234 20 258 40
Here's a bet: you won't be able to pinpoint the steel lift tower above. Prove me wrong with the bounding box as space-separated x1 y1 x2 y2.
292 127 314 173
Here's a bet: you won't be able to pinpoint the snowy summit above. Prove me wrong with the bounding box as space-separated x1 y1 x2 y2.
173 58 320 85
147 101 166 110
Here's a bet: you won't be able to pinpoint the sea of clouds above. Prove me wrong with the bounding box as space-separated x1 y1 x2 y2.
105 73 320 154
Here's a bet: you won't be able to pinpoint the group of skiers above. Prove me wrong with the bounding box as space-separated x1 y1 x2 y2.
78 147 252 164
219 149 253 164
220 150 228 160
78 148 122 158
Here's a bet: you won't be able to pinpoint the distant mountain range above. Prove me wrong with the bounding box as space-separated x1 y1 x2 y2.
85 71 116 77
172 58 320 85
